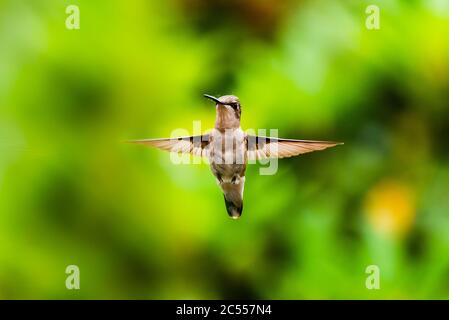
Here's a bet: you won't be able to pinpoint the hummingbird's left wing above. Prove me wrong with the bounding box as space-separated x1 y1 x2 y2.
246 135 342 160
128 134 210 157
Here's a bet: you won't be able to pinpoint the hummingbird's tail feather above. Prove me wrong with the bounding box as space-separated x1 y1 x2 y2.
223 195 243 219
221 180 245 219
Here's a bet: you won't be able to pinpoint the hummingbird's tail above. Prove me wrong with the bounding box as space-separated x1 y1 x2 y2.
221 180 244 219
223 195 243 219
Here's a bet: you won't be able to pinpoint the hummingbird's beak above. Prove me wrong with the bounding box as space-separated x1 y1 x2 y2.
203 94 223 105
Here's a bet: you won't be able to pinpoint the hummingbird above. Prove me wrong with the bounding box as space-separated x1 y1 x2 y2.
129 94 342 219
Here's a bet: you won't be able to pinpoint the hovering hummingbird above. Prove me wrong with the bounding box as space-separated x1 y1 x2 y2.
129 94 343 219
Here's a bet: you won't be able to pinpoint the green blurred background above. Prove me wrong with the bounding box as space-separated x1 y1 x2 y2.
1 0 449 299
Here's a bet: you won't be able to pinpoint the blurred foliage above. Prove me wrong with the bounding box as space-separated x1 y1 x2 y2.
1 0 449 299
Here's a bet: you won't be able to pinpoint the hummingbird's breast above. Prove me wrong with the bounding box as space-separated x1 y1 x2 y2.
209 128 247 183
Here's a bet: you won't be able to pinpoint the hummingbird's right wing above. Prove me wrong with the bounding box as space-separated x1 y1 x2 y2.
128 134 211 157
246 135 342 160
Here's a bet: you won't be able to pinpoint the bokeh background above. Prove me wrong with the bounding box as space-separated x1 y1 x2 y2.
1 0 449 299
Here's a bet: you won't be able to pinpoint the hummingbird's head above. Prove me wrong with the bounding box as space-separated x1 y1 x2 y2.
204 94 241 129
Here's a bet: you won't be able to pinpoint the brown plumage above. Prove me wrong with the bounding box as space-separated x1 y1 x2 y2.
128 94 343 219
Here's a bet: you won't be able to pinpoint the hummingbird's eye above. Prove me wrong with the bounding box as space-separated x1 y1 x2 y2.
231 103 239 109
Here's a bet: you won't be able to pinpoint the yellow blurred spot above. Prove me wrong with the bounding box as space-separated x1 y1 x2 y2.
364 180 416 238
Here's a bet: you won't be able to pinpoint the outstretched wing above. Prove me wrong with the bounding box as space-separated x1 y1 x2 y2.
128 134 210 157
246 135 342 160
